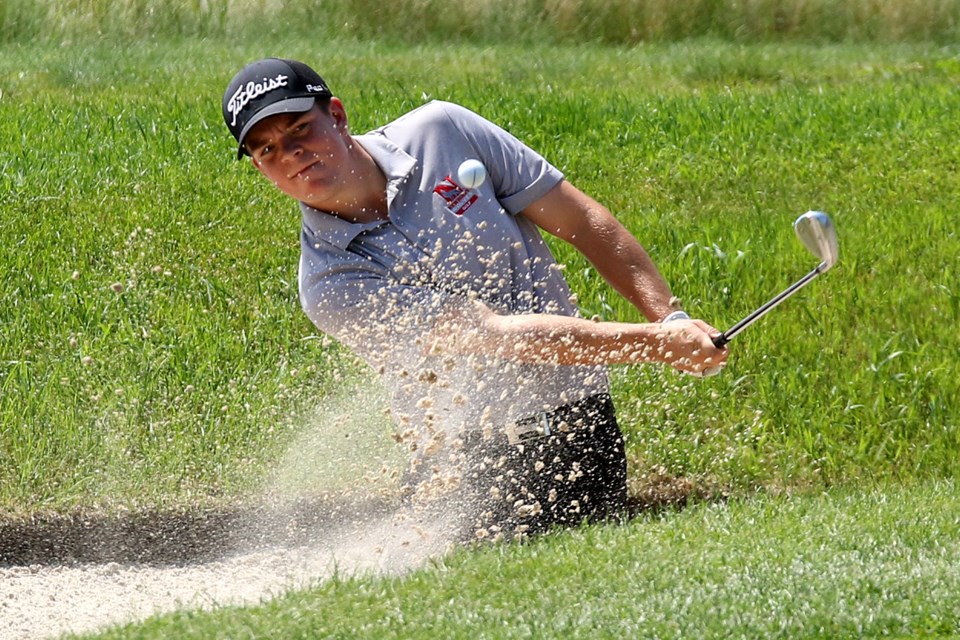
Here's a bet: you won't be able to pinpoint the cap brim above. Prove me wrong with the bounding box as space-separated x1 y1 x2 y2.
235 96 317 160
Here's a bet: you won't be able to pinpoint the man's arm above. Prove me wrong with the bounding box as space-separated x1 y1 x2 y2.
511 178 727 372
430 299 724 374
521 180 678 322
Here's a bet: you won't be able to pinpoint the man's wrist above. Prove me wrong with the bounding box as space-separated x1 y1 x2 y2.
661 310 690 323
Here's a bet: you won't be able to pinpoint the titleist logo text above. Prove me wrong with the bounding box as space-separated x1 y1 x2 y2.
227 74 288 126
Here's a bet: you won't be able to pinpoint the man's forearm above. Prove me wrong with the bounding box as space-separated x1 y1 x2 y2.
576 219 678 322
431 301 723 372
521 181 679 321
480 313 663 366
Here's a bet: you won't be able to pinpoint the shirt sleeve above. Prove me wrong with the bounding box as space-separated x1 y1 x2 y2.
434 102 565 214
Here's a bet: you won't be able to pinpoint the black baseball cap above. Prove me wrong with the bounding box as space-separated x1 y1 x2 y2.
222 58 333 160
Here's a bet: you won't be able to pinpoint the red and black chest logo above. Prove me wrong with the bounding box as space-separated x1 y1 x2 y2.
433 176 478 216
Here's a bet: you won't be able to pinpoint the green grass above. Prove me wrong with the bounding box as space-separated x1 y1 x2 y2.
4 0 960 44
5 31 960 640
3 39 959 512
80 481 960 639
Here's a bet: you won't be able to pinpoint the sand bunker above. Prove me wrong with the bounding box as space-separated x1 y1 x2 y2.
1 495 455 639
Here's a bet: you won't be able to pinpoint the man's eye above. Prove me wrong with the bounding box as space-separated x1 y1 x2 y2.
295 123 309 134
259 145 273 157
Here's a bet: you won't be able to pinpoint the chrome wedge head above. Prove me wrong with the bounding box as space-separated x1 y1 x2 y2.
794 210 839 271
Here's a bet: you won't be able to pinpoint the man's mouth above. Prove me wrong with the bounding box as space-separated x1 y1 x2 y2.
290 161 319 180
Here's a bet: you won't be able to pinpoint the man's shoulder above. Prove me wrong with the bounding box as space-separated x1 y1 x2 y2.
376 100 481 136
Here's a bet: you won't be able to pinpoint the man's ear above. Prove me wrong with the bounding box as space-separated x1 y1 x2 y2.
327 97 349 133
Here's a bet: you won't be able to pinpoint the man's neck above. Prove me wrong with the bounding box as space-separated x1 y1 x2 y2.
307 139 389 223
333 202 389 224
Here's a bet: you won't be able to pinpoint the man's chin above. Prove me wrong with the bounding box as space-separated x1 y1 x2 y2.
292 181 334 206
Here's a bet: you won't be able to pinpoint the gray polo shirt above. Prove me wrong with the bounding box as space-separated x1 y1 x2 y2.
298 101 609 437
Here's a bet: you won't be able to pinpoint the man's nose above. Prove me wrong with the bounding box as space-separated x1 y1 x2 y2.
279 137 303 159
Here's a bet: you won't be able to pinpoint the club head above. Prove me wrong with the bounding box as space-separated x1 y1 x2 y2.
794 210 839 271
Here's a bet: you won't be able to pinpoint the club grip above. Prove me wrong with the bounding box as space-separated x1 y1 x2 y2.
712 334 729 349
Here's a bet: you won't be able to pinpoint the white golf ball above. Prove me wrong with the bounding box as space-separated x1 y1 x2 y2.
457 159 487 189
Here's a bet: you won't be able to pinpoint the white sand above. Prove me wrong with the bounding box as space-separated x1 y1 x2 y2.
1 507 453 639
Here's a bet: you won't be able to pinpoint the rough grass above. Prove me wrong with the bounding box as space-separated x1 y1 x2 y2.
2 39 959 513
3 0 960 44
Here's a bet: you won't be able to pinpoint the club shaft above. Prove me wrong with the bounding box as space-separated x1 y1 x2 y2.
713 263 825 348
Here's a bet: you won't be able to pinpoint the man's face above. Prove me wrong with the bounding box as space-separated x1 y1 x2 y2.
244 100 352 206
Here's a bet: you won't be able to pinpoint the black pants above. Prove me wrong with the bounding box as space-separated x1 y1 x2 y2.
457 393 628 541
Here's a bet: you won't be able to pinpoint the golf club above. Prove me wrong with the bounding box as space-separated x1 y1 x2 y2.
712 210 838 348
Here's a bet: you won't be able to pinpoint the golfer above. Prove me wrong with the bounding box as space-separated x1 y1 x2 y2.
222 58 727 541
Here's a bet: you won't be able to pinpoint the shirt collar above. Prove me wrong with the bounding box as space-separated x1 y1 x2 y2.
299 133 418 249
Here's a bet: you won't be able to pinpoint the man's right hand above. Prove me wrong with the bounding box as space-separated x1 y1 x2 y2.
656 318 728 376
